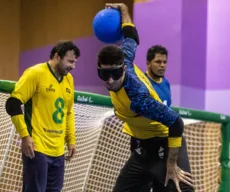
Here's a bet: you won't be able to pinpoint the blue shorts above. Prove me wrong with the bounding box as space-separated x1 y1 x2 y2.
22 151 65 192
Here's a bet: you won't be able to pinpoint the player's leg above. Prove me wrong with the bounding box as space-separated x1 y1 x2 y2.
22 151 48 192
130 137 153 192
113 148 150 192
152 136 194 192
138 137 168 192
46 155 65 192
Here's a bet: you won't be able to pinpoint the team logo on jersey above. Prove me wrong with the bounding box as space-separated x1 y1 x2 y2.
158 146 164 159
135 148 142 155
46 84 55 92
163 100 167 106
66 88 71 94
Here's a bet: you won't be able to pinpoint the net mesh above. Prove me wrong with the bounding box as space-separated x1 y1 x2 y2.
0 92 221 192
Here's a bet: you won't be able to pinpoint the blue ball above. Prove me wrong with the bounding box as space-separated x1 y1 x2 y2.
93 8 123 44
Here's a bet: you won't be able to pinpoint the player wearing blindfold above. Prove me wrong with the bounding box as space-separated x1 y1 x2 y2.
97 3 194 192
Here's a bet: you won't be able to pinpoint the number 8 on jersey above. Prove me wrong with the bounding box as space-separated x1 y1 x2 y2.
52 97 65 124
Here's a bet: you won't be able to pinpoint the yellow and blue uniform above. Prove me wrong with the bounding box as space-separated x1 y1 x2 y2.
10 62 75 157
109 30 181 148
130 73 172 151
112 23 193 192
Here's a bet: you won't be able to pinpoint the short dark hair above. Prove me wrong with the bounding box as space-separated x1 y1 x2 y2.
146 45 168 62
50 40 80 59
97 45 124 67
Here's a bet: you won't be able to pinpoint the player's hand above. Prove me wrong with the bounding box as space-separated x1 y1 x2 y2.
105 3 128 12
65 144 76 161
165 164 194 192
21 136 35 159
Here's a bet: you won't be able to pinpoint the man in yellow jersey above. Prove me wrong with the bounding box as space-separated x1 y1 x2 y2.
97 3 194 192
5 40 80 192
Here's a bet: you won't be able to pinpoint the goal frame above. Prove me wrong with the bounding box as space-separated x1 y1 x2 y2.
0 79 229 192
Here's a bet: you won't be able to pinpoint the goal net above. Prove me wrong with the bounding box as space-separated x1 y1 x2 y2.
0 80 229 192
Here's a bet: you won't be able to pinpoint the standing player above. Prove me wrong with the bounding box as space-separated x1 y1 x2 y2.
96 3 194 192
5 40 80 192
146 45 171 107
131 45 172 191
131 45 172 152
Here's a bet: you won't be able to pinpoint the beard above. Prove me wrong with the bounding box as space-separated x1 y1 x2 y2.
150 70 164 78
106 82 122 92
154 73 164 78
106 86 120 92
57 63 71 76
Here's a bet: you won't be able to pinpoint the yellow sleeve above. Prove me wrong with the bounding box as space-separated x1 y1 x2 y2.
65 78 76 145
168 137 182 148
11 67 38 103
11 114 30 138
10 67 38 138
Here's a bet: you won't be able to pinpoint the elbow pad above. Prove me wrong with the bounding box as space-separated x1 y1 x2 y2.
5 97 23 116
122 26 140 45
168 117 184 137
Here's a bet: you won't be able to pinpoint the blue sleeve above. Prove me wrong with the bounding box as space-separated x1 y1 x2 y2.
165 78 172 107
121 38 138 69
168 83 172 107
124 71 179 127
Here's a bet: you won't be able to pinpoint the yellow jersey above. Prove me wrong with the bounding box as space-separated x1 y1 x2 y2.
109 38 181 147
11 62 76 156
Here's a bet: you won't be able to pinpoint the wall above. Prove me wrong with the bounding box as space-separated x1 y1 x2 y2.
0 0 20 81
133 0 182 106
180 0 207 109
205 0 230 114
133 0 230 115
133 0 208 109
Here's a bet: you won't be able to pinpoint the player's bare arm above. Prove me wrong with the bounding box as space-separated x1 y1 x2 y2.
105 3 132 23
165 148 193 191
